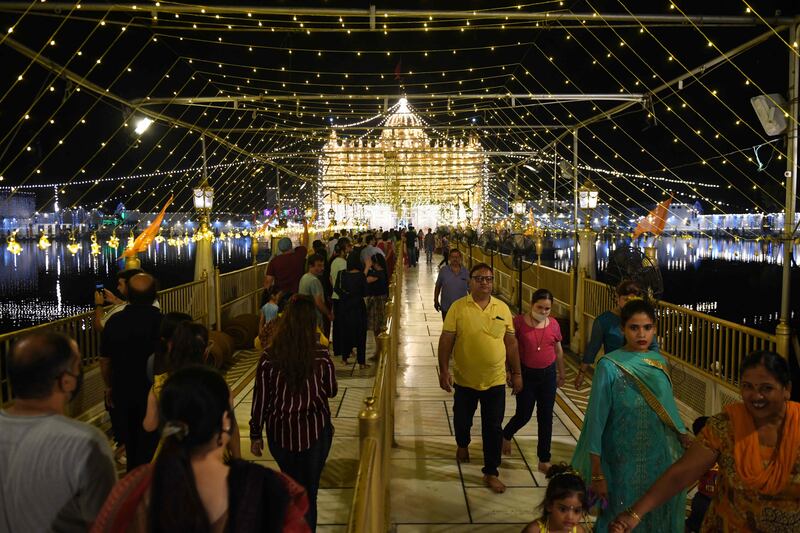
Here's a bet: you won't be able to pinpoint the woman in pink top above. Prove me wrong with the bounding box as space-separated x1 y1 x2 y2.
502 288 565 474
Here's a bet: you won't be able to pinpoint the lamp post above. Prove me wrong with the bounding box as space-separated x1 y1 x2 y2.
577 180 598 229
193 185 214 232
194 135 217 328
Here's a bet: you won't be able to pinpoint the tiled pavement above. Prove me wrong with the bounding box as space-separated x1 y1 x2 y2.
388 260 588 533
233 328 380 533
231 256 594 532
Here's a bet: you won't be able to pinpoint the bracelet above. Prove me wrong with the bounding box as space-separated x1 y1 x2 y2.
511 371 521 376
626 507 642 522
591 475 605 481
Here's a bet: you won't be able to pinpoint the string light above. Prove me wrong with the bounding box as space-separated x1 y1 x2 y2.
6 231 22 255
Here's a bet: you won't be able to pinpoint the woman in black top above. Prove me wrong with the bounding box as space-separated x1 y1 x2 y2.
335 251 370 368
365 254 389 359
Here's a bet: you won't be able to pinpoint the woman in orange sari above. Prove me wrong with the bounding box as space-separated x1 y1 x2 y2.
610 350 800 532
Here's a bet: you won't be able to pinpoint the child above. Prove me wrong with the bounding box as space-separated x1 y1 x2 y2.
256 288 282 350
522 463 590 533
685 416 718 532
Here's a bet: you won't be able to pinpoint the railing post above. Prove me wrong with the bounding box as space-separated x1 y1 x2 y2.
253 263 260 315
214 267 222 331
358 397 381 453
202 270 211 329
775 323 790 359
570 268 585 353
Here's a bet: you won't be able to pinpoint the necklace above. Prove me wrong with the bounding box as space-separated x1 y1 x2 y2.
526 315 547 351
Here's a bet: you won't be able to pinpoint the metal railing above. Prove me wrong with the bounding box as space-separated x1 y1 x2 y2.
581 277 776 385
467 244 574 317
0 275 210 406
217 261 268 325
347 246 403 532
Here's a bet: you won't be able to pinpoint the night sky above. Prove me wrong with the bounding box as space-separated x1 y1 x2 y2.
0 0 798 224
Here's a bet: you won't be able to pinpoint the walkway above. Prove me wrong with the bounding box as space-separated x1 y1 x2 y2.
229 257 592 532
233 328 380 533
388 261 585 532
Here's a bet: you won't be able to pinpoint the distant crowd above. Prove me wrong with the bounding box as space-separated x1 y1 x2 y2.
1 225 798 532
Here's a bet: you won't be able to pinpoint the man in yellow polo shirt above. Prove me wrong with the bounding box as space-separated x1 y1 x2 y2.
438 262 522 493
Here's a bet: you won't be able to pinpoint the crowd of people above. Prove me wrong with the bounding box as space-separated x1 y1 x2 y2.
435 266 800 531
1 229 799 532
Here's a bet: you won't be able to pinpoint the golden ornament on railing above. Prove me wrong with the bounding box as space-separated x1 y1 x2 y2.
90 233 101 256
234 232 242 239
218 231 227 242
126 230 135 250
154 231 165 244
6 230 22 255
193 226 214 242
67 234 81 255
107 229 120 248
37 232 51 250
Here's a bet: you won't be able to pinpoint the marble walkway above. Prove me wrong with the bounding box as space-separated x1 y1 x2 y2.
232 257 591 532
388 261 585 532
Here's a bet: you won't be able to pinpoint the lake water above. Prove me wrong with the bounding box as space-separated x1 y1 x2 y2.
0 238 263 334
0 235 797 334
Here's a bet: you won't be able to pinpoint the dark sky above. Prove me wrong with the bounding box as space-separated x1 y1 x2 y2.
0 0 798 222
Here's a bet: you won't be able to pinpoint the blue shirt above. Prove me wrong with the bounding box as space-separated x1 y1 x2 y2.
261 302 279 324
435 265 469 315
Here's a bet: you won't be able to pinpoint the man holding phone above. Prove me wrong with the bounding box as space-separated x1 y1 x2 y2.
93 268 144 332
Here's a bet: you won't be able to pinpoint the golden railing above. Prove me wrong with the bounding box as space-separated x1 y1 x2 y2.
466 243 574 318
347 245 403 532
0 275 210 407
216 261 269 327
581 277 776 386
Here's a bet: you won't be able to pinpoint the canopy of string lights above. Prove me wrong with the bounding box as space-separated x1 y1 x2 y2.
0 1 797 233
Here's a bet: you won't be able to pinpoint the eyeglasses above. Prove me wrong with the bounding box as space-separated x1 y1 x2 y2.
471 276 494 283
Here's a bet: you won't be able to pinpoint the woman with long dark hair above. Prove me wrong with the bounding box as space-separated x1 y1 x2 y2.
334 250 370 368
92 366 310 532
365 253 389 359
143 322 215 433
250 296 338 531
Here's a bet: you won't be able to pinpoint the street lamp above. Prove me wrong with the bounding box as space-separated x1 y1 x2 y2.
578 180 598 228
193 185 214 240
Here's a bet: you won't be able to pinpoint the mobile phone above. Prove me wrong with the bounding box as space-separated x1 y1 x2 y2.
96 283 105 293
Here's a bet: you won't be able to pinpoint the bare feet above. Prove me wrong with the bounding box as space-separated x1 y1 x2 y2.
538 462 552 475
501 438 512 456
456 447 470 463
483 475 506 493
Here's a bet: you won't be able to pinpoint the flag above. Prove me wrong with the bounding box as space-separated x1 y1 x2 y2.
122 195 174 257
632 197 672 239
394 60 403 81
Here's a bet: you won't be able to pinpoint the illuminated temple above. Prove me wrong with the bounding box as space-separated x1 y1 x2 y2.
319 98 486 229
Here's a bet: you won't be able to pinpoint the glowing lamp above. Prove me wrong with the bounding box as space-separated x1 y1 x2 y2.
193 185 214 210
134 117 153 135
578 181 599 210
512 196 526 216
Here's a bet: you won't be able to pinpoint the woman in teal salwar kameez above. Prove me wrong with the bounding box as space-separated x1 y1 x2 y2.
572 299 691 532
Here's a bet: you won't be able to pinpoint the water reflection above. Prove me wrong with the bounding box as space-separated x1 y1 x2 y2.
543 236 797 333
0 238 257 333
546 236 800 271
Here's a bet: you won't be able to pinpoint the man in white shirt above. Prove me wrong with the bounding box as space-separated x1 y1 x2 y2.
0 332 117 532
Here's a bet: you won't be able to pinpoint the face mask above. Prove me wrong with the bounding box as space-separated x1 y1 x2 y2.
530 311 547 322
63 369 84 402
